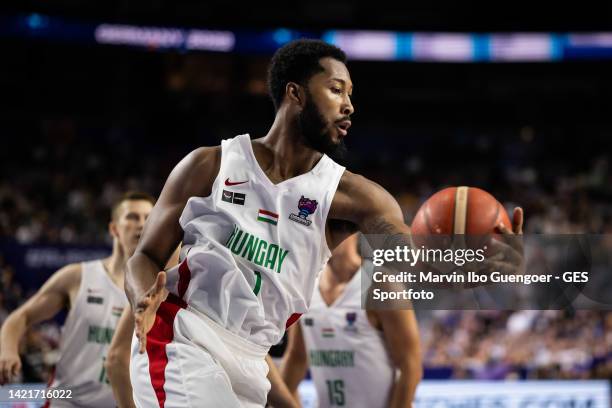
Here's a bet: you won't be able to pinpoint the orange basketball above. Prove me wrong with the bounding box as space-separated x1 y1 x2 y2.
411 186 511 236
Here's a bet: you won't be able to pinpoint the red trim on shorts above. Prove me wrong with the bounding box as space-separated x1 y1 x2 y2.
146 293 187 408
285 312 303 328
177 259 191 299
42 366 56 407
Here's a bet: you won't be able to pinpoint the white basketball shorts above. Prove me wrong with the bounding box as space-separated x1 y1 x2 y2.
130 294 270 408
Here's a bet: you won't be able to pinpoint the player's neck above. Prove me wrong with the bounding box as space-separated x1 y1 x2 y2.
260 113 323 179
320 255 360 305
104 243 128 285
327 252 361 284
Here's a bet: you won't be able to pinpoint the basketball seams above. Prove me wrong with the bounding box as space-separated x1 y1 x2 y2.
453 186 468 235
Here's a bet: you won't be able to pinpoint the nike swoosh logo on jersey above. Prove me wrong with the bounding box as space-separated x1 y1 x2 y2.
225 178 248 186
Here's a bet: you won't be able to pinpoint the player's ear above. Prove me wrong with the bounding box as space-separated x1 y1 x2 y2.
286 82 304 107
108 220 119 239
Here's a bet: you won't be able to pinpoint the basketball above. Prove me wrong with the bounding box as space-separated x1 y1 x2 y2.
411 186 511 236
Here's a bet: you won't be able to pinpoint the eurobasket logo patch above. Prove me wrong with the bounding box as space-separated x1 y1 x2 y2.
344 312 358 333
258 209 279 226
289 196 318 226
304 317 314 326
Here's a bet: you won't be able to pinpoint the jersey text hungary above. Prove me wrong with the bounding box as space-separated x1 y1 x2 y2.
165 134 345 347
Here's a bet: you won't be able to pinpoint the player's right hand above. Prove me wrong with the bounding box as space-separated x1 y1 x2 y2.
0 353 21 385
133 271 167 354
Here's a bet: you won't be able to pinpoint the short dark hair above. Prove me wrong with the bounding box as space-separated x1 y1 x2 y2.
267 39 347 110
111 191 155 221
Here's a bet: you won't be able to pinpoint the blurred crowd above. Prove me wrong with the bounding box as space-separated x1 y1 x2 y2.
0 119 178 246
0 117 611 382
421 310 611 380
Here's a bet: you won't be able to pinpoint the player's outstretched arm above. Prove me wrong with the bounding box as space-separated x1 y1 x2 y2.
373 309 423 407
330 171 523 277
106 306 136 408
280 323 308 406
0 263 80 384
126 146 220 353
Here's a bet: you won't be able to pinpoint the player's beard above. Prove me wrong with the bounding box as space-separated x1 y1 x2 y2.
298 93 347 160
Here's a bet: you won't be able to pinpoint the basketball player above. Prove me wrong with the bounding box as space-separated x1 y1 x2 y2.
126 39 523 408
281 233 422 407
0 191 154 407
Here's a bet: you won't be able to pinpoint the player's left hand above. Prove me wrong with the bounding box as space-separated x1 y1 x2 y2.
133 271 167 354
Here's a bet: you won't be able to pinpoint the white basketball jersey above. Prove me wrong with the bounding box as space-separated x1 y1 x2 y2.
49 260 128 407
165 134 345 348
301 267 396 408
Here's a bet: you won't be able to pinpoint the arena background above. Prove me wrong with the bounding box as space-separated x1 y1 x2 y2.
0 1 610 407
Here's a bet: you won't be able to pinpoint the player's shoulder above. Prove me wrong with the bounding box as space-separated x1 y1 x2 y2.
55 262 82 279
186 146 222 170
48 262 83 293
337 170 392 203
170 146 222 196
330 170 402 225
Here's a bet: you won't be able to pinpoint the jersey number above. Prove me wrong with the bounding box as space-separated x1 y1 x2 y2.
325 379 345 406
253 271 262 296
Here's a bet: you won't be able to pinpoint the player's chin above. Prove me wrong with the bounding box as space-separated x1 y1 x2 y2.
326 134 342 148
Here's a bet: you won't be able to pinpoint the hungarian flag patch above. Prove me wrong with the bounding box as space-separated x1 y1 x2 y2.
257 209 278 226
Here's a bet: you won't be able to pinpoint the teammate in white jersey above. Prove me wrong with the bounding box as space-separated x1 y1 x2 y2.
126 39 524 408
0 191 155 407
282 233 422 408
